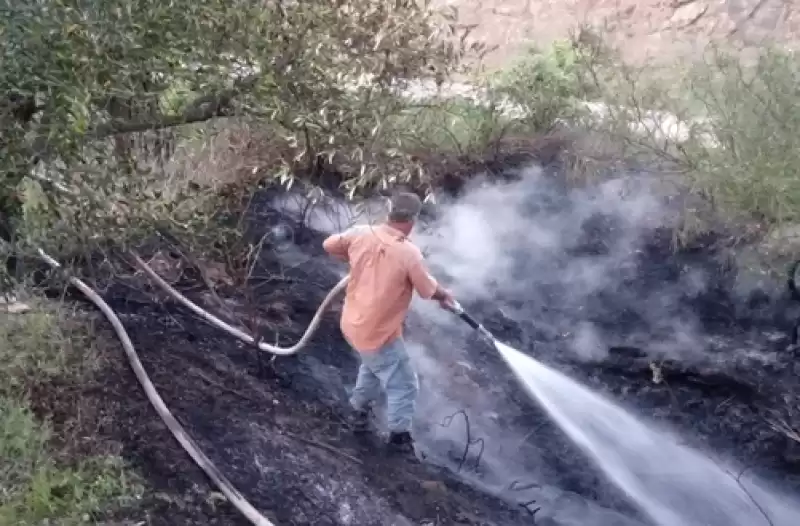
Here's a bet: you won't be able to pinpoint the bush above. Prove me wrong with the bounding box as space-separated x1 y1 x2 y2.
0 402 136 525
682 48 800 228
565 34 800 248
389 98 510 156
365 39 594 172
488 39 588 132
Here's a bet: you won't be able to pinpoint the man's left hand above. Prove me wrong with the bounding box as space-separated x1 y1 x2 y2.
437 288 456 311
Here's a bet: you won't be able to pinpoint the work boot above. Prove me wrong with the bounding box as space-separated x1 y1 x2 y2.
386 431 415 456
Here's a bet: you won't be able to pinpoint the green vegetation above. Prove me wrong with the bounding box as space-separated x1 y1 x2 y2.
480 31 800 262
0 299 141 525
682 49 800 228
489 38 590 132
0 0 479 257
386 98 511 157
0 404 133 525
2 2 798 254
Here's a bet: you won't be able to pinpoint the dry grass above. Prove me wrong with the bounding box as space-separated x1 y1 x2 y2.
162 119 292 189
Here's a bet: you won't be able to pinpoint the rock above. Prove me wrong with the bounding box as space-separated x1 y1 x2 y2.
2 301 31 313
676 0 710 18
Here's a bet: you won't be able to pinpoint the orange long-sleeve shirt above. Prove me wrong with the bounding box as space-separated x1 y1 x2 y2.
322 224 439 353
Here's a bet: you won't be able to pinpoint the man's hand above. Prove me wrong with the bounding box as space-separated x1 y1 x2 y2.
322 231 351 262
432 285 455 311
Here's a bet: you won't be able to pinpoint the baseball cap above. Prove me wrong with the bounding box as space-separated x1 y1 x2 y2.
387 192 423 222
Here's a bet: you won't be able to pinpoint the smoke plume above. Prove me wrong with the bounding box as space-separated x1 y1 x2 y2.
271 162 780 524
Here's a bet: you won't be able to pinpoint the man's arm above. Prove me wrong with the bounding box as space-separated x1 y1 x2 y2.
322 230 352 261
407 253 453 306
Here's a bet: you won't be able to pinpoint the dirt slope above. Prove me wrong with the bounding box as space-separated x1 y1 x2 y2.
437 0 800 66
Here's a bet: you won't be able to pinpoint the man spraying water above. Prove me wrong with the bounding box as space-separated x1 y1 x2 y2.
322 191 455 456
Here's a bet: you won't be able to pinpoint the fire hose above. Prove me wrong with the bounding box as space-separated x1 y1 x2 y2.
130 252 498 353
449 301 497 343
38 249 278 526
130 253 350 355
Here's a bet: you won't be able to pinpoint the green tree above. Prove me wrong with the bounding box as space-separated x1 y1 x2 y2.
0 0 474 255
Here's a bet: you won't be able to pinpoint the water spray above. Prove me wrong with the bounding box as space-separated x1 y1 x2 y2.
446 303 800 526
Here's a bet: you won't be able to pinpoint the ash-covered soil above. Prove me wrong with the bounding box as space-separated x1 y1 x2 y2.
47 164 800 525
83 267 537 524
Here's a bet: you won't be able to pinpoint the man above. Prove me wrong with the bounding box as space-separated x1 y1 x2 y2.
322 192 454 455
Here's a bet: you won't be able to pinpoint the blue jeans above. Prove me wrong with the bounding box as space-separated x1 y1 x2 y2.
349 337 418 433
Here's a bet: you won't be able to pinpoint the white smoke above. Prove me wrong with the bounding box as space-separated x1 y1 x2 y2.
568 322 609 361
270 162 776 525
407 165 686 358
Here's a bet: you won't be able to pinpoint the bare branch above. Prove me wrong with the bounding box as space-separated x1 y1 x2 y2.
91 87 245 138
733 467 775 526
438 409 485 473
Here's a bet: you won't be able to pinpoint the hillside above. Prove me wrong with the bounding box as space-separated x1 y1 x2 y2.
439 0 800 67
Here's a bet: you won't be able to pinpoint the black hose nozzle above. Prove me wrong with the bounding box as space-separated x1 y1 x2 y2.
450 301 495 342
457 310 481 331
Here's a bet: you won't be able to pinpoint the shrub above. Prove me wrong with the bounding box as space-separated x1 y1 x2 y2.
566 33 800 251
0 402 136 525
681 48 800 229
489 39 589 133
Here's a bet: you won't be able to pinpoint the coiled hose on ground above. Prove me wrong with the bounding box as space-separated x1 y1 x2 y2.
39 249 351 526
131 253 350 354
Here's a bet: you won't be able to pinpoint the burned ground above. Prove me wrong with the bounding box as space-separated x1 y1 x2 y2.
62 270 537 524
31 168 800 525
